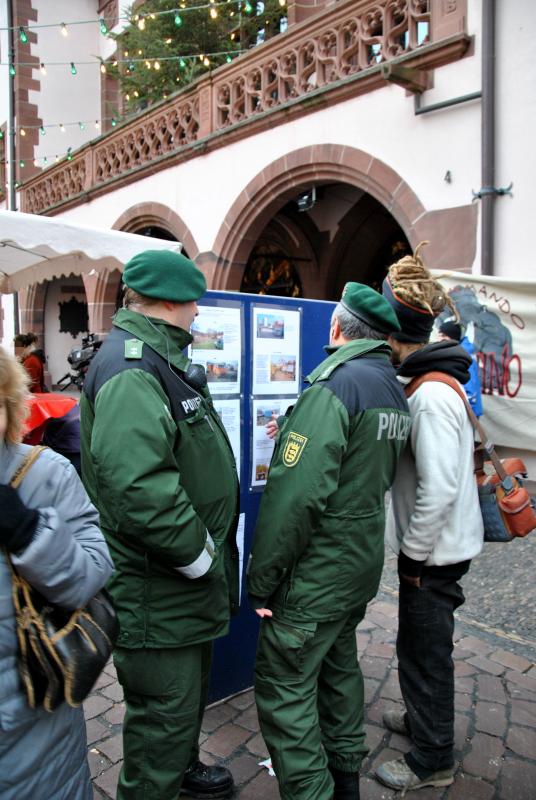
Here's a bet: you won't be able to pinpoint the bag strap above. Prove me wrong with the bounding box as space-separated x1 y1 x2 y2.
9 445 48 489
405 372 508 483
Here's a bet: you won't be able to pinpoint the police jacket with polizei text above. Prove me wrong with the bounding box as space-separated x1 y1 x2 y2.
247 339 410 623
80 309 239 649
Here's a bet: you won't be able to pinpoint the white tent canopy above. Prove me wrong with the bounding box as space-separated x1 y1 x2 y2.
0 210 182 293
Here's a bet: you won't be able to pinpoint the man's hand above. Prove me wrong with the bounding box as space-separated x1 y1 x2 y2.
265 418 279 440
0 485 39 553
255 608 273 618
400 573 421 588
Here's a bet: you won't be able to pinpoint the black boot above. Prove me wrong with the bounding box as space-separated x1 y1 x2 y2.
329 766 360 800
181 760 234 799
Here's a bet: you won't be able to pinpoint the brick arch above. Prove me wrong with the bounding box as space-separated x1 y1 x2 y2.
211 145 426 291
112 202 199 259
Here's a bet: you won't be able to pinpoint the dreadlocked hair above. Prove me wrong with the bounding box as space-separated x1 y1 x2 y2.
387 241 457 317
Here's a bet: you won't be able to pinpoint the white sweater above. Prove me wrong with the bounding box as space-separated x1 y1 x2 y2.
386 380 484 566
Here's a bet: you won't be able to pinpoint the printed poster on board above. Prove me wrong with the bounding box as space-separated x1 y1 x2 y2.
251 397 297 487
252 307 301 396
189 306 241 395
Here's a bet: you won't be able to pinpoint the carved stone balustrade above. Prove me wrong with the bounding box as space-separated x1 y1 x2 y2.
21 0 469 215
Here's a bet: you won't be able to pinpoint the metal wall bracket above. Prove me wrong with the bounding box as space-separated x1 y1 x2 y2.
472 182 513 201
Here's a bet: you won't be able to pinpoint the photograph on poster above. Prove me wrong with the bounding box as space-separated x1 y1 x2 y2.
206 360 239 383
252 307 301 396
270 355 296 382
188 305 242 395
256 313 285 339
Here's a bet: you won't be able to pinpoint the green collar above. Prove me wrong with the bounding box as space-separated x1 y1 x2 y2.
113 308 192 372
307 339 391 384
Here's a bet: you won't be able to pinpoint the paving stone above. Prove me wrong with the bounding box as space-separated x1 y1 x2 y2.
366 611 397 632
103 703 126 725
84 695 114 720
93 671 116 690
509 699 536 728
86 718 111 746
379 674 402 701
454 713 470 751
357 619 377 631
463 732 504 781
364 677 380 704
453 646 474 660
455 636 494 656
359 775 397 799
455 660 478 677
455 676 475 694
100 682 124 703
234 702 260 732
88 748 112 779
504 670 536 694
364 722 387 754
95 734 124 764
197 748 219 766
467 655 506 676
203 723 251 758
366 642 396 659
475 701 507 737
445 773 495 800
201 702 236 732
506 725 536 759
360 655 391 681
228 753 262 785
489 649 533 673
454 691 473 712
498 756 536 800
388 732 411 752
245 732 269 758
356 632 370 653
477 673 507 704
506 682 536 703
93 762 121 799
236 766 279 799
102 662 118 681
227 689 255 710
372 601 398 618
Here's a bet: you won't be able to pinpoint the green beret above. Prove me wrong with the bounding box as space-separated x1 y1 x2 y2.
123 250 207 303
340 282 401 334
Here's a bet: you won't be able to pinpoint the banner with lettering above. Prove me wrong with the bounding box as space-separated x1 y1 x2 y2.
430 272 536 451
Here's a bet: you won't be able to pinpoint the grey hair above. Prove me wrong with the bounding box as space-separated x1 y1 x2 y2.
332 303 387 341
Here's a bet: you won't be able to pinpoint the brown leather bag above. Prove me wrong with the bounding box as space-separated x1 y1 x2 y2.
406 372 536 542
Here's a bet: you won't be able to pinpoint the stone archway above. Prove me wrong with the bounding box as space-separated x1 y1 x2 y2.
210 145 477 293
112 202 199 260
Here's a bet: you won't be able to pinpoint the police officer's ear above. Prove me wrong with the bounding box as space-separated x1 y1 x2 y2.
330 316 342 344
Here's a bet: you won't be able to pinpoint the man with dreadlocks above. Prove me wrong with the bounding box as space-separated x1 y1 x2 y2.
375 243 484 794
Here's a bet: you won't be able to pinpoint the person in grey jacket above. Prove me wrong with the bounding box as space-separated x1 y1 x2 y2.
0 346 114 800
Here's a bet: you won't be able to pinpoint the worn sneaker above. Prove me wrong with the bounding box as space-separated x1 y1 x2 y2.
375 757 454 796
181 760 234 799
383 709 409 736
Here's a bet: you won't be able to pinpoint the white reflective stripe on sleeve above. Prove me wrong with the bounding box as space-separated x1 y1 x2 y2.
175 531 215 579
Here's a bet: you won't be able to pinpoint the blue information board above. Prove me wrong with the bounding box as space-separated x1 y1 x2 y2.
196 290 336 702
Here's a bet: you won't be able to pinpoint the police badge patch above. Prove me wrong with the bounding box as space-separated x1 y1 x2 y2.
282 431 309 467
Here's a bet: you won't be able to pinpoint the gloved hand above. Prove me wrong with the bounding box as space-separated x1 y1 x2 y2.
0 485 40 554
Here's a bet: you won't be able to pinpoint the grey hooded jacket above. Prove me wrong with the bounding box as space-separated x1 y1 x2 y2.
0 442 113 800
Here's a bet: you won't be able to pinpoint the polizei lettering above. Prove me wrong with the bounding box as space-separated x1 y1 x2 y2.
181 396 202 414
377 412 410 441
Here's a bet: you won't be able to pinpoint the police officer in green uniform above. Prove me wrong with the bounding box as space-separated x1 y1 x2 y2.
247 284 410 800
81 251 238 800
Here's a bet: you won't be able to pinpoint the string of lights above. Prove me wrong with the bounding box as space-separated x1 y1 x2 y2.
1 0 286 36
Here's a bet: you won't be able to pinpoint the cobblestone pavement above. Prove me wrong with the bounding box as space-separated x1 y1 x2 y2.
89 584 536 800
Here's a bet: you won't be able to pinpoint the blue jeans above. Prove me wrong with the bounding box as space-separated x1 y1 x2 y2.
396 561 470 778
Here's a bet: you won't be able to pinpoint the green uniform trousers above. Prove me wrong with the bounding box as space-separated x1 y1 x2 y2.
113 642 212 800
254 605 368 800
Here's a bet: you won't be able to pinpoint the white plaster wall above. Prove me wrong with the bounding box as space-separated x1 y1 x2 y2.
29 0 102 165
44 275 88 384
0 292 15 349
494 0 536 278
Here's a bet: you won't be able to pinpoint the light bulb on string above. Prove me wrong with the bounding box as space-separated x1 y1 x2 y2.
138 16 145 30
111 118 117 127
154 60 161 70
99 18 108 35
66 148 73 161
40 126 45 135
40 63 47 75
43 157 48 165
60 123 66 133
125 93 130 101
244 2 253 13
79 121 85 130
9 63 16 77
95 120 100 129
20 128 26 137
19 160 25 168
19 27 28 44
210 8 218 18
226 55 232 63
179 58 186 68
70 62 77 75
133 90 139 97
60 22 68 36
279 0 286 5
203 57 210 67
145 60 151 69
174 13 183 26
100 61 107 74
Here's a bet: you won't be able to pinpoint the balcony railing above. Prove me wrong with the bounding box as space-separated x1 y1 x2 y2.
21 0 470 215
